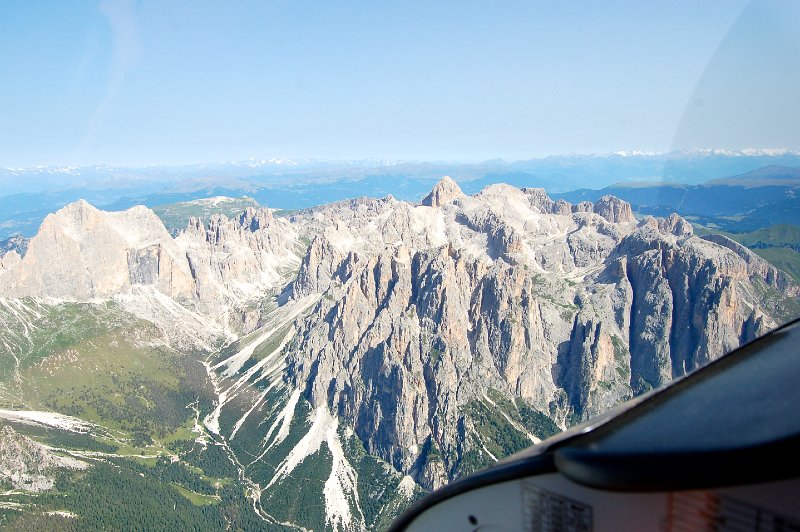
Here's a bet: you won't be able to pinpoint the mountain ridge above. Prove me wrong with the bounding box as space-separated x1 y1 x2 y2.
0 179 797 530
4 153 800 241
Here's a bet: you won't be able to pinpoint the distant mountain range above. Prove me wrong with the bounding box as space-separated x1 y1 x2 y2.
2 150 800 240
556 165 800 232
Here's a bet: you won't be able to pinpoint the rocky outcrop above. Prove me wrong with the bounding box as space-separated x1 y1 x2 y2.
238 206 273 232
572 201 594 214
291 235 352 297
521 187 620 219
0 201 196 300
522 187 556 214
179 207 301 313
0 425 86 491
421 176 464 208
656 213 693 237
594 195 636 223
0 201 301 319
700 233 797 294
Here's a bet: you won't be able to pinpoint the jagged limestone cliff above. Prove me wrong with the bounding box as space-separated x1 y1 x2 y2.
0 201 302 330
282 180 793 490
0 180 796 529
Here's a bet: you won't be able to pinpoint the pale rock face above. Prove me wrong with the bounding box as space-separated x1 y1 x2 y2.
0 201 195 300
594 195 636 223
552 199 573 215
421 176 464 207
0 425 86 491
0 201 301 322
283 178 796 489
700 233 796 293
291 235 349 298
572 201 594 214
521 187 556 214
178 207 301 314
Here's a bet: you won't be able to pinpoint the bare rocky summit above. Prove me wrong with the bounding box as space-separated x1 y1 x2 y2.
0 200 302 326
421 176 464 208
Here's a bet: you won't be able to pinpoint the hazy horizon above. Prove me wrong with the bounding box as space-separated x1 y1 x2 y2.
4 146 800 172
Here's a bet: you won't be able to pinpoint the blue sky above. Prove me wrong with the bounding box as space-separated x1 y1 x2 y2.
0 0 797 167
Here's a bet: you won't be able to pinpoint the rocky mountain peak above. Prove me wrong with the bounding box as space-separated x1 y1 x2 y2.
61 198 94 213
656 213 693 237
594 195 636 223
522 187 556 214
421 176 464 207
238 207 274 232
0 200 300 316
0 200 196 300
47 198 100 229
